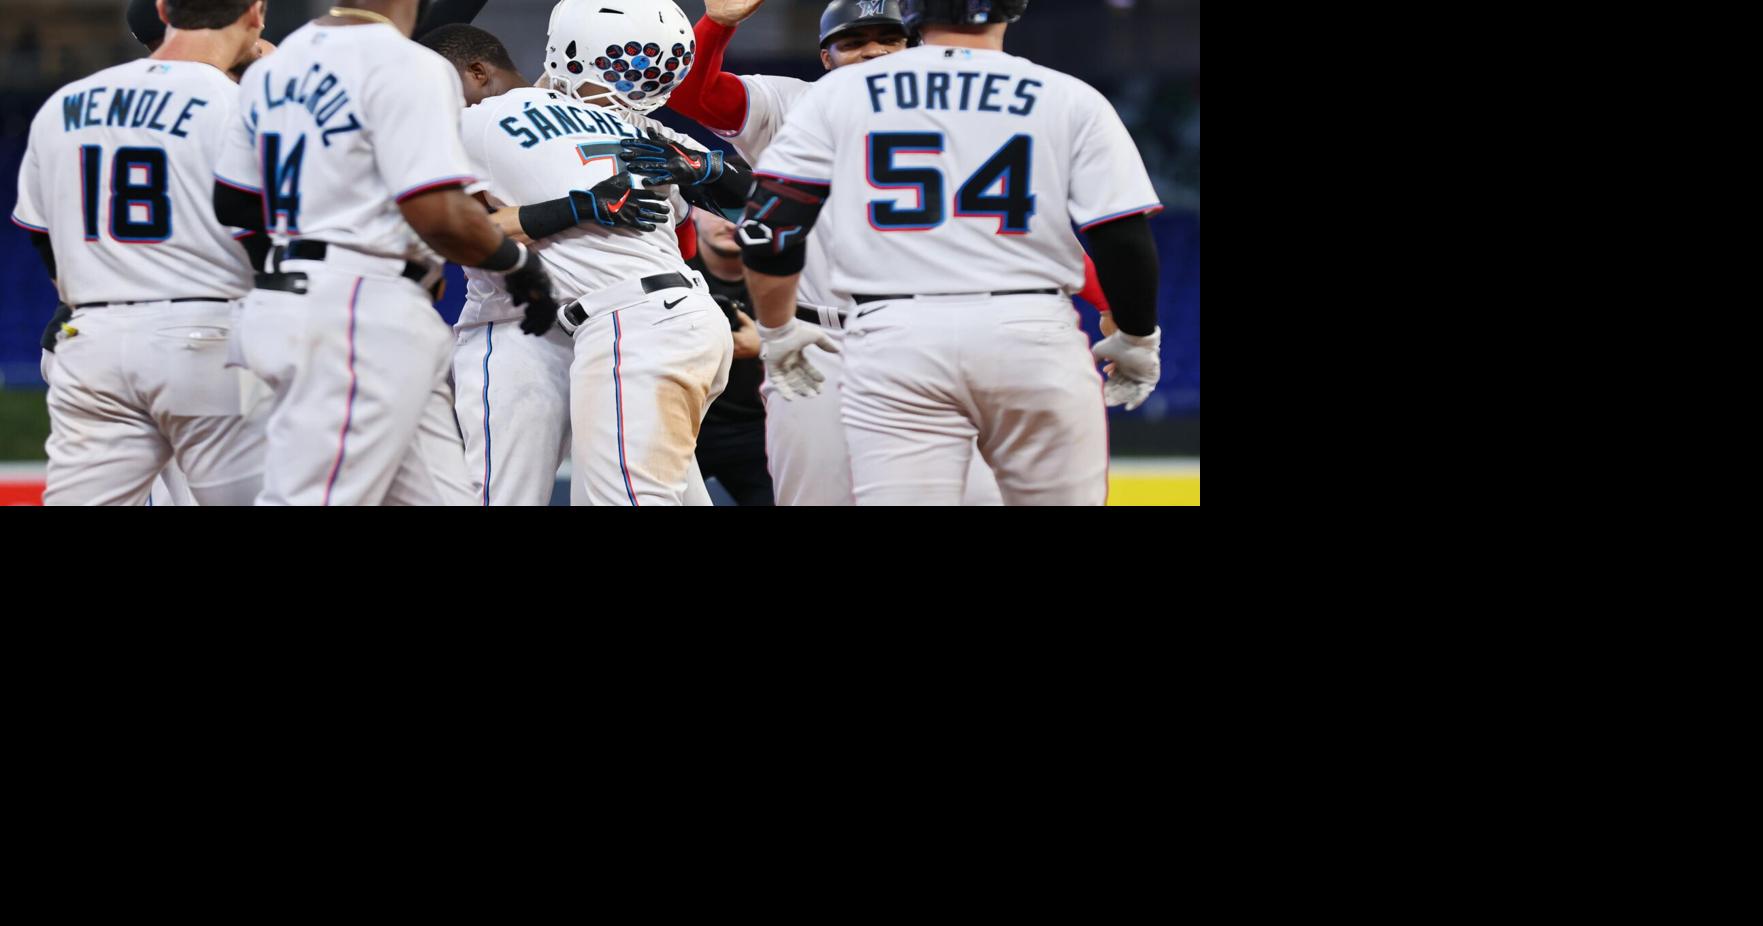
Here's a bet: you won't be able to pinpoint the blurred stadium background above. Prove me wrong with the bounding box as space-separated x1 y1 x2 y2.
0 0 1198 505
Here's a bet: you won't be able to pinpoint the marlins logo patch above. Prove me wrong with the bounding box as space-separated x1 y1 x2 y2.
857 0 887 17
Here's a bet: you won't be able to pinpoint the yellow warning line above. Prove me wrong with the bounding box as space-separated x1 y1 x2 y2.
1107 459 1201 506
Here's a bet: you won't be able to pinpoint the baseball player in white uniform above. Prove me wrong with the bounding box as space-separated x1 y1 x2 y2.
214 0 560 506
13 0 273 506
426 1 742 507
663 0 1004 505
739 0 1165 506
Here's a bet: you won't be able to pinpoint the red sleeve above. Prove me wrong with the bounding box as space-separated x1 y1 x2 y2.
667 17 749 133
677 217 699 261
1079 252 1111 313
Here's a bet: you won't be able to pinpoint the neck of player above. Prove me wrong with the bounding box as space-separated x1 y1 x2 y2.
152 27 254 73
919 24 1008 51
322 3 415 36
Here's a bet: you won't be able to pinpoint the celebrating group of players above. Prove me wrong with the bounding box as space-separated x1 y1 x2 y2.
12 0 1164 506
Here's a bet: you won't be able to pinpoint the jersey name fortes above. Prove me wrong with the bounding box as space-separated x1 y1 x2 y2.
860 70 1041 116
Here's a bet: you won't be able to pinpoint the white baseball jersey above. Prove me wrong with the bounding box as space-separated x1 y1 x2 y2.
754 45 1162 298
455 88 701 328
12 59 253 306
716 75 839 311
216 22 476 264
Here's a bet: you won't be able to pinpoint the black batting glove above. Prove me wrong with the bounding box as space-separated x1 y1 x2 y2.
505 258 560 336
621 128 725 187
569 175 670 232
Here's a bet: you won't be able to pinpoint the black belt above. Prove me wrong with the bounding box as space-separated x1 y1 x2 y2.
271 240 442 299
74 296 231 309
852 289 1060 305
563 273 695 327
797 306 849 330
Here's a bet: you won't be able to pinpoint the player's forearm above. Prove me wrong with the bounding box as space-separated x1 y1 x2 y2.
489 206 534 245
401 186 507 266
738 175 825 327
662 150 754 215
695 153 753 211
516 194 589 240
26 230 56 282
213 182 271 270
670 17 748 131
743 269 801 329
1079 252 1111 313
1083 214 1159 337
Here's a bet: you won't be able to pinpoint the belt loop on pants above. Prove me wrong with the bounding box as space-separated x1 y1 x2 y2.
794 303 849 331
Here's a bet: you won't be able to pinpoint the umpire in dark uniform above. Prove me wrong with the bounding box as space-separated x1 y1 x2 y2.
689 210 774 506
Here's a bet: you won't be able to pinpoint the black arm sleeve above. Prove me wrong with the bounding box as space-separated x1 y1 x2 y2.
517 195 583 241
214 182 271 270
414 0 489 40
1083 214 1160 337
739 176 828 277
214 182 264 234
27 230 56 282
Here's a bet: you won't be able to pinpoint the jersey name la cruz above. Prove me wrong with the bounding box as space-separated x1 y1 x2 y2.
217 22 477 265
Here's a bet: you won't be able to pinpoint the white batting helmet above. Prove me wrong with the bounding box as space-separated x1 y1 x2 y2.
545 0 697 116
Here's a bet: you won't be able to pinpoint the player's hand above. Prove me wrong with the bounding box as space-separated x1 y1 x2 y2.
759 318 839 400
621 130 725 187
732 309 761 360
505 256 561 336
1099 312 1118 338
1091 326 1162 411
570 175 670 232
705 0 766 27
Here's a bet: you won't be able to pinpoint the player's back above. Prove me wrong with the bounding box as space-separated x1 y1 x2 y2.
459 87 690 315
15 59 251 306
772 44 1158 299
227 22 473 263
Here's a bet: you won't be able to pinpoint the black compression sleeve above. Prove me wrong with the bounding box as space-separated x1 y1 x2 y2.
739 176 828 277
27 230 56 281
214 182 265 235
237 233 270 270
1084 214 1160 337
213 182 270 269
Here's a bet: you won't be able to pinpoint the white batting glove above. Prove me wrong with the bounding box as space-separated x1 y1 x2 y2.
759 318 840 400
1092 326 1162 411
